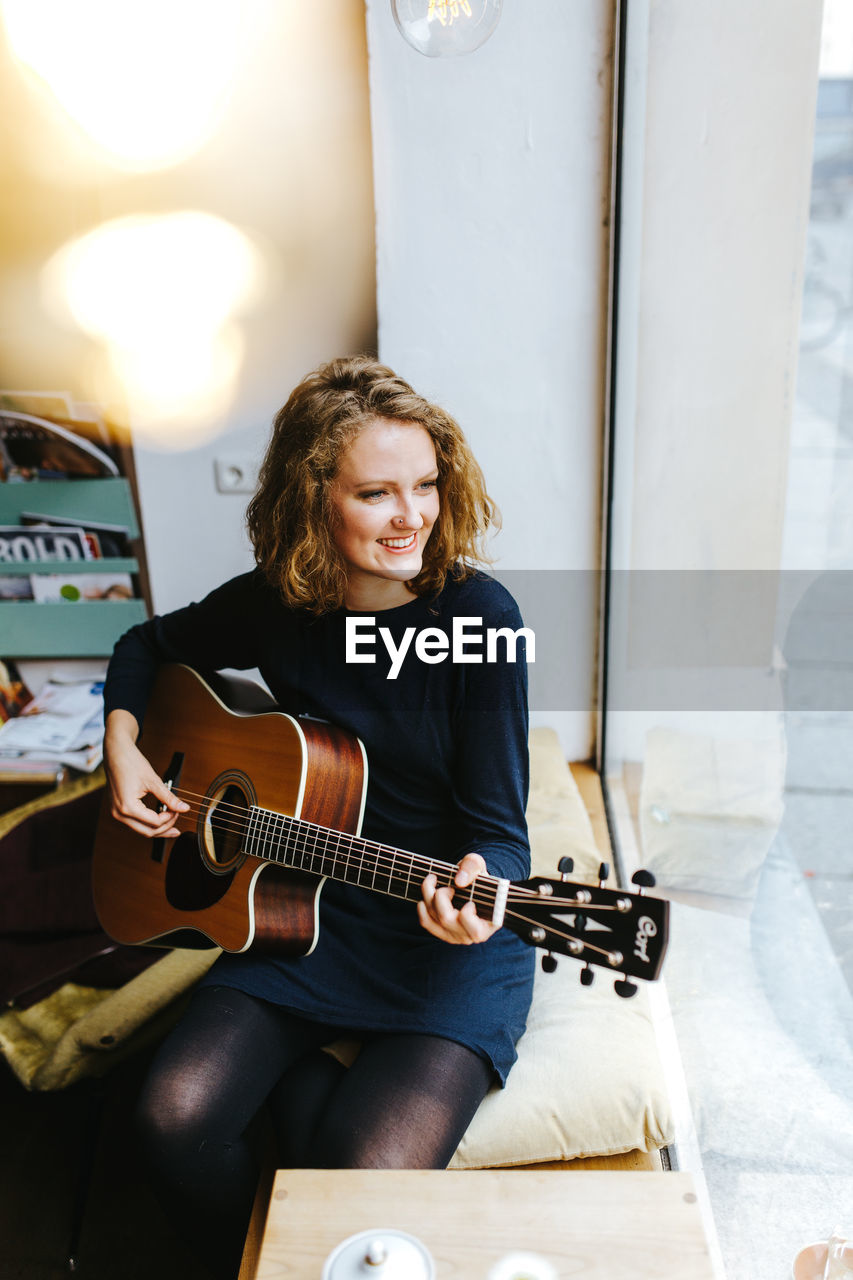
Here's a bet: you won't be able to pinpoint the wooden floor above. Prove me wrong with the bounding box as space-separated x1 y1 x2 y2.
569 761 613 874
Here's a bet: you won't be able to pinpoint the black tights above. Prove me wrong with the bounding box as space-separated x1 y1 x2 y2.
135 986 494 1280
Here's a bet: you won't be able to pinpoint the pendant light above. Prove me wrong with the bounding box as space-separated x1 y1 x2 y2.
391 0 502 57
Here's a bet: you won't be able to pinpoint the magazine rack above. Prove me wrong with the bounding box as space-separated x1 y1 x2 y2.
0 479 148 657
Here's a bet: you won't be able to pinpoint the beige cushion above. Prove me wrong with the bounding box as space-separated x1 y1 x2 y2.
449 727 672 1167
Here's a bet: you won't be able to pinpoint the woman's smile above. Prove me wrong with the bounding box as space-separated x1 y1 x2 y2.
377 531 418 551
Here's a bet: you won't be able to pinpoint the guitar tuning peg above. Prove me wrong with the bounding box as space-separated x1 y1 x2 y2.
541 953 558 974
598 861 610 885
631 869 656 894
614 978 638 998
558 856 574 880
580 965 595 986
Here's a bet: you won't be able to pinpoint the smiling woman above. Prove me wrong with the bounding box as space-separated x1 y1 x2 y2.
245 356 498 615
101 355 534 1280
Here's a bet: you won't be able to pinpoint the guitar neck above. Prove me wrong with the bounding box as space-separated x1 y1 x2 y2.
243 805 506 919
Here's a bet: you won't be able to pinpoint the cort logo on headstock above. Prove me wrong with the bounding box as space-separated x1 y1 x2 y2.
633 915 658 964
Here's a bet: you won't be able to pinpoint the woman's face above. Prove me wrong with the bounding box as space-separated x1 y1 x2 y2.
330 418 440 608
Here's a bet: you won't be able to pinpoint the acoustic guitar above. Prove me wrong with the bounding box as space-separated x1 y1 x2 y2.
91 664 668 994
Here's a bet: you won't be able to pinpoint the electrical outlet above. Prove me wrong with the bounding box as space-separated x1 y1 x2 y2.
214 453 259 494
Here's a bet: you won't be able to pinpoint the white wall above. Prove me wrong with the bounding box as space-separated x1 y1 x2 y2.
364 0 616 758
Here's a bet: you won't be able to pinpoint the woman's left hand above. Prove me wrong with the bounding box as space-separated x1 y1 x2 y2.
418 853 500 945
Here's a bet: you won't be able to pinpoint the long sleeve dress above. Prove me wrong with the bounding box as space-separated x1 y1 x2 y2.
104 568 535 1084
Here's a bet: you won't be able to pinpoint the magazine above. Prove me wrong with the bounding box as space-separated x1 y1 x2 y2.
19 511 131 558
0 411 119 480
0 392 113 449
0 576 34 601
0 707 105 772
0 659 33 723
0 525 93 564
30 572 134 603
0 675 104 753
70 401 112 446
0 391 74 419
0 754 68 783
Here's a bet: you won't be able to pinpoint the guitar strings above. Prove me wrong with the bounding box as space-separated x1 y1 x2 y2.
138 798 635 961
163 788 625 909
169 787 470 889
153 789 631 926
164 786 630 916
148 811 625 960
165 796 498 908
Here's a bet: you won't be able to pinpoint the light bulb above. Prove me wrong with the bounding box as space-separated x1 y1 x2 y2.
391 0 502 58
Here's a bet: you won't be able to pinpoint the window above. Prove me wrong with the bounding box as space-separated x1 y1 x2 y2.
602 3 853 1274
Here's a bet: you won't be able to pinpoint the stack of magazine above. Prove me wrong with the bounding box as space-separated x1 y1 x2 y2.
0 521 134 603
0 390 135 605
0 661 106 779
0 393 132 783
0 390 120 482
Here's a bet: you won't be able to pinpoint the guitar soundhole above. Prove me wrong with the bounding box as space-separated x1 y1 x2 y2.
201 773 255 874
211 784 247 865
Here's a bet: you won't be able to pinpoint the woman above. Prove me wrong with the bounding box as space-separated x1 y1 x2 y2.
104 356 534 1279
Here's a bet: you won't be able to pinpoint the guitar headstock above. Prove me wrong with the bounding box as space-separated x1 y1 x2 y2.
500 860 669 997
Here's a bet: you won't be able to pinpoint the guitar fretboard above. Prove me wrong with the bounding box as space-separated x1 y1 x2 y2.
242 804 504 918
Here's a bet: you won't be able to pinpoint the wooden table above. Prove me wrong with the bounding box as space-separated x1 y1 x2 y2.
246 1169 716 1279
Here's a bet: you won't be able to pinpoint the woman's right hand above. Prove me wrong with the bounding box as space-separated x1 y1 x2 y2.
103 709 190 837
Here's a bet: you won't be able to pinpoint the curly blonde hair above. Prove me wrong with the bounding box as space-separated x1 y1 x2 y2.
246 356 498 612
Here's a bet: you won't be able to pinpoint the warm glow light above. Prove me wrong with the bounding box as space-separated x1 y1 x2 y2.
53 213 259 346
0 0 246 171
108 328 246 447
391 0 502 57
42 212 263 445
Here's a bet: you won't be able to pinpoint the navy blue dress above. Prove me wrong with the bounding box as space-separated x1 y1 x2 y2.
105 569 535 1083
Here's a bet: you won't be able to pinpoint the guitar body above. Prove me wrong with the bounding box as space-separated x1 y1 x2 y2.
93 667 671 989
92 665 367 954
